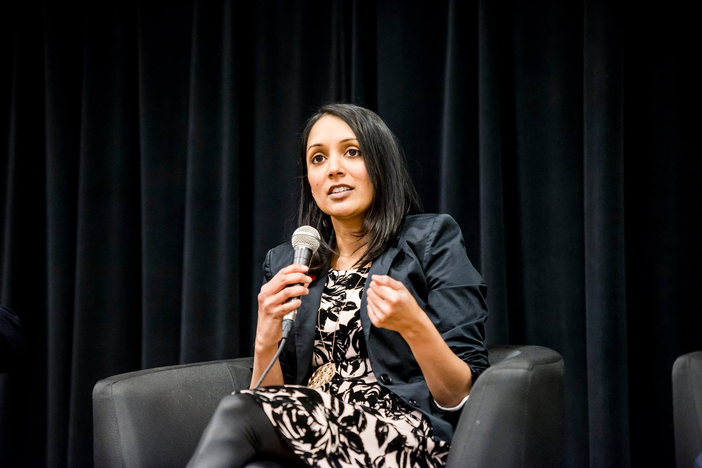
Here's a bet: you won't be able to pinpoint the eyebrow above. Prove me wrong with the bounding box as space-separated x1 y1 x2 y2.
307 138 358 151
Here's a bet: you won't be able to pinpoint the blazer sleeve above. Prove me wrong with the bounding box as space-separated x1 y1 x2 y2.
259 249 297 385
421 215 489 384
0 304 25 373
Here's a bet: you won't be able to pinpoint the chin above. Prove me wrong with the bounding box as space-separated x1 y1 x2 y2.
328 210 368 224
319 203 351 218
315 200 371 224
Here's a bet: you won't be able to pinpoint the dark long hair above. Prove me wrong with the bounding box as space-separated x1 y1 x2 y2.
298 103 422 271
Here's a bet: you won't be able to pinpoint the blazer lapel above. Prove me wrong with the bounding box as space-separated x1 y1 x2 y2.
295 268 327 384
360 245 401 348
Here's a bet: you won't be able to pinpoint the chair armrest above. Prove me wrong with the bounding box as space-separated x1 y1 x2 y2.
447 345 565 468
93 357 253 468
673 351 702 468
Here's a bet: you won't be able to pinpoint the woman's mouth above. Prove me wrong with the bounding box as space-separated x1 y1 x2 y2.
328 186 353 199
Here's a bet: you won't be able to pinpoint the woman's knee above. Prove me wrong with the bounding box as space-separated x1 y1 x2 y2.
197 393 303 467
216 393 256 416
210 393 265 434
188 394 267 468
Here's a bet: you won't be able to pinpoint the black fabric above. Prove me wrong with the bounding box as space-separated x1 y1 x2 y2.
1 1 700 467
187 394 304 468
0 304 24 372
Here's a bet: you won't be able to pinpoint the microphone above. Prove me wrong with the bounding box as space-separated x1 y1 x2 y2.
253 225 320 389
282 226 321 337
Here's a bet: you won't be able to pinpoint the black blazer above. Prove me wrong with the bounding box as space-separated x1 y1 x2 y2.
261 213 489 442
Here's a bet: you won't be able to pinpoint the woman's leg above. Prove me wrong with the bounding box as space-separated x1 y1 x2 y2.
187 393 306 468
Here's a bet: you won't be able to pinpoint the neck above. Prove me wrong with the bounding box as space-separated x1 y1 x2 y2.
331 217 368 270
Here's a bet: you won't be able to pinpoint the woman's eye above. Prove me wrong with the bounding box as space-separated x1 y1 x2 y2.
311 154 325 164
347 148 361 157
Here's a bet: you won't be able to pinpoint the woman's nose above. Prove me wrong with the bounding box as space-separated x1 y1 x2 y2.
327 154 344 178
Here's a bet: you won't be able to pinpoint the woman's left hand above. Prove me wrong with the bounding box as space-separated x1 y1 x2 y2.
368 274 474 406
366 275 427 337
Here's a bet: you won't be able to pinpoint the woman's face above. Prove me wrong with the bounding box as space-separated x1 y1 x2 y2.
306 115 374 225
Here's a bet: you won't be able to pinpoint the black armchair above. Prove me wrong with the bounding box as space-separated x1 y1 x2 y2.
93 345 565 468
673 351 702 468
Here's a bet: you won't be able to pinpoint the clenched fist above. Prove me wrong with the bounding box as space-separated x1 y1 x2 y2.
255 264 312 351
366 274 427 337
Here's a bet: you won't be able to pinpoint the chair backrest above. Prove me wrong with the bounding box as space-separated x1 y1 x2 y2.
672 351 702 468
93 345 564 468
93 357 253 468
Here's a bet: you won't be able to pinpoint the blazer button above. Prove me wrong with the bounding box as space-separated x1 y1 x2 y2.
379 374 392 385
408 399 419 408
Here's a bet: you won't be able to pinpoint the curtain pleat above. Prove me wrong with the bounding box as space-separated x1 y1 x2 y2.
43 3 83 465
583 0 629 466
507 2 590 463
137 1 191 369
477 0 510 346
439 1 481 267
623 3 702 465
2 3 49 467
1 1 700 467
67 3 142 466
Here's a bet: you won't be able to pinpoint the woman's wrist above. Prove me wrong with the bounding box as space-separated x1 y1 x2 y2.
254 337 280 355
400 307 434 344
254 315 283 354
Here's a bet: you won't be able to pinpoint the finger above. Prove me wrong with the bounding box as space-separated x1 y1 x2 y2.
260 275 310 308
367 302 377 325
379 275 406 291
280 272 313 286
272 284 309 304
265 287 306 312
271 265 310 286
260 296 301 319
369 283 396 303
371 274 404 290
280 264 309 275
271 272 312 292
367 290 390 315
366 287 384 305
274 298 303 316
366 301 383 326
276 266 311 283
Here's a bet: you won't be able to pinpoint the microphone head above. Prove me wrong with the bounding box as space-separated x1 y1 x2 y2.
292 226 321 254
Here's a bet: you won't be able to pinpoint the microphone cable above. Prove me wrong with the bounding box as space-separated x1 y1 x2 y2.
252 319 294 389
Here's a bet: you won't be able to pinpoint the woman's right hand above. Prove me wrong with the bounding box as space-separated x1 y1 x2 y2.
255 264 312 351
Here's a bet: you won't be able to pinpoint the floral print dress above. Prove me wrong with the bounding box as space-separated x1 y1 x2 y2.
241 267 451 468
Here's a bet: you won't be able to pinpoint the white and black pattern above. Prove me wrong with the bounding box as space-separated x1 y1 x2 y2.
242 267 450 468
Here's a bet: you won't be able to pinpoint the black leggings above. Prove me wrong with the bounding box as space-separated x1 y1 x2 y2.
187 393 307 468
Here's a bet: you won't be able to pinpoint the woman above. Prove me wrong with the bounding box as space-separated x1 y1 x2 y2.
188 104 489 468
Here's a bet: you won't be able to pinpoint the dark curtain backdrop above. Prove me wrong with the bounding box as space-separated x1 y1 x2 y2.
1 1 700 467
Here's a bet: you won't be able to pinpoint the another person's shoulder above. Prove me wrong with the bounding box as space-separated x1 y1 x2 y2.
1 304 17 317
1 303 25 373
0 304 22 330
